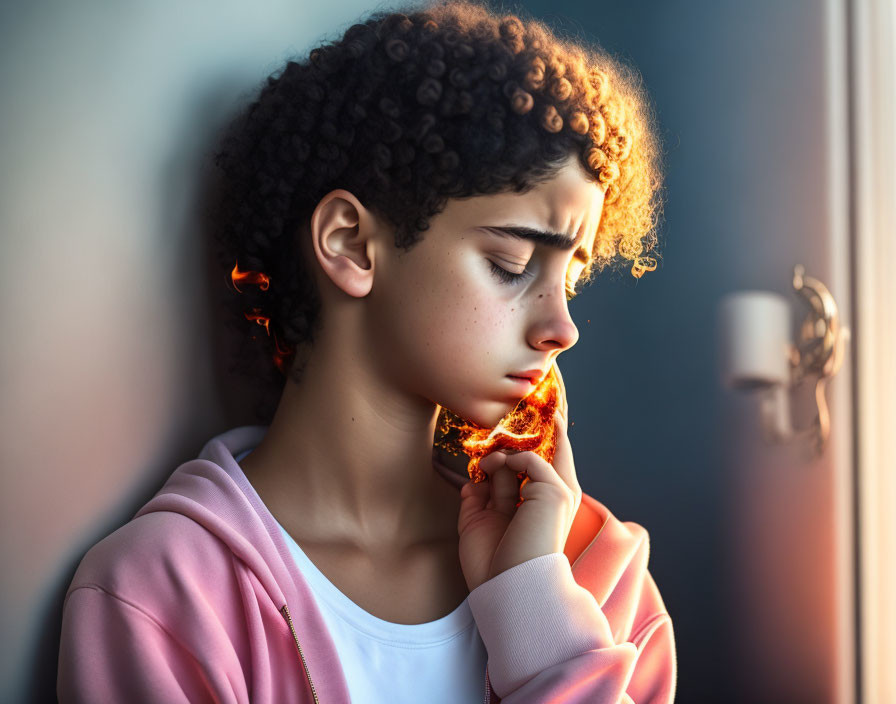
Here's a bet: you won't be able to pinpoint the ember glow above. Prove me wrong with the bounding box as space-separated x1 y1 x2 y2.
244 307 271 336
230 259 295 376
231 261 270 292
434 363 566 506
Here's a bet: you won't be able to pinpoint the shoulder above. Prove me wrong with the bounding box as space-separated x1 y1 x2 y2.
65 511 238 618
58 512 257 702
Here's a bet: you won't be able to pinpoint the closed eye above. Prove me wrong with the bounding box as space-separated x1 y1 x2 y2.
488 260 530 285
489 260 580 301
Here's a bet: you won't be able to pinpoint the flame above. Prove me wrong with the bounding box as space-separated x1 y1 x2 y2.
230 260 295 375
272 332 295 377
231 261 270 292
434 364 564 506
244 307 271 336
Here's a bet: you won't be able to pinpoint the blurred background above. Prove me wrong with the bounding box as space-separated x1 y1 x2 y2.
1 0 893 702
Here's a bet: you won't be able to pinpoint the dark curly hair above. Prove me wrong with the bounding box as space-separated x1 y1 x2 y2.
210 0 664 412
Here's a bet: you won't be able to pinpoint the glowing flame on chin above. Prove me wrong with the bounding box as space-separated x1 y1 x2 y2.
434 364 564 505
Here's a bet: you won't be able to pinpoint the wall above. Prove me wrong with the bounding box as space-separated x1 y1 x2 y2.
0 2 382 701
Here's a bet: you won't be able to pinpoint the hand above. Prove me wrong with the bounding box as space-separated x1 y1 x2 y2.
456 377 582 593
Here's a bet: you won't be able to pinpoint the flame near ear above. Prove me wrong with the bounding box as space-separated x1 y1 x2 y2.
434 364 564 506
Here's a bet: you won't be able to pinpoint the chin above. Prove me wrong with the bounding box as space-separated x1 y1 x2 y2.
442 398 518 431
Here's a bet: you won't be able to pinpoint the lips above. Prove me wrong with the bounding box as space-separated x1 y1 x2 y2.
507 369 544 383
506 376 537 391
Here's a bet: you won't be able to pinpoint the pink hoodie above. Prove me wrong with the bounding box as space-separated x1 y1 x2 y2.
58 425 677 703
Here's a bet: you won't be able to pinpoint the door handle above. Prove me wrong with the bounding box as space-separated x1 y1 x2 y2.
718 265 850 457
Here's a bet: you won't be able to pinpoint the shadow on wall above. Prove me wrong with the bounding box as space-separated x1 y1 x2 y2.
25 79 285 704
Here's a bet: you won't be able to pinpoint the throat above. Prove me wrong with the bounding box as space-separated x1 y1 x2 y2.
298 536 469 625
243 450 463 549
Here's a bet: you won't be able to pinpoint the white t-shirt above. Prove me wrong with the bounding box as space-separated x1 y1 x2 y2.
234 448 488 704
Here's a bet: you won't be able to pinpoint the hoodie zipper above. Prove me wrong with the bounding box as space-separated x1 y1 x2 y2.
280 604 320 704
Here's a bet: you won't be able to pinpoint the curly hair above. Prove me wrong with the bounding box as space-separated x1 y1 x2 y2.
210 0 664 407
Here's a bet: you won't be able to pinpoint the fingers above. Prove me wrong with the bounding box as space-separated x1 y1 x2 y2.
503 449 569 499
550 407 581 496
460 476 490 513
489 465 521 516
501 410 581 498
478 450 506 478
479 451 519 516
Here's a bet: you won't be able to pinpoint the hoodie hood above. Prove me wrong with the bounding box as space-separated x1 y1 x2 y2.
132 424 355 703
135 425 289 608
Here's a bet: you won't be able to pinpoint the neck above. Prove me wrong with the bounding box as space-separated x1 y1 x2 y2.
241 331 460 551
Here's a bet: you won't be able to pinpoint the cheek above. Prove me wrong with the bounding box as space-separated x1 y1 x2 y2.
376 252 516 368
421 287 514 366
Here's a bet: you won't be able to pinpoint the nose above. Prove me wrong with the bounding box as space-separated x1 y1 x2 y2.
526 288 580 353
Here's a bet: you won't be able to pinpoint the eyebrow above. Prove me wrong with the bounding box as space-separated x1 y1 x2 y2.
485 226 592 264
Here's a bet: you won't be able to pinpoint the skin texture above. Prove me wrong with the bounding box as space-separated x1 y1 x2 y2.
240 155 604 559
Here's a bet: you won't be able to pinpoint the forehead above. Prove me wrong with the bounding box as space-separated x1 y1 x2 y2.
438 159 605 256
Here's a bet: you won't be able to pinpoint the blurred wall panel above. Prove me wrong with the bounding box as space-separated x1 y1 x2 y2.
852 0 896 701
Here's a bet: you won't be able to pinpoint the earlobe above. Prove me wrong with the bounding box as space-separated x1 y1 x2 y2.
309 189 376 298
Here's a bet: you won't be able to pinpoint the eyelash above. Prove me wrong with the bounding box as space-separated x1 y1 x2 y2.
488 260 530 285
488 261 579 301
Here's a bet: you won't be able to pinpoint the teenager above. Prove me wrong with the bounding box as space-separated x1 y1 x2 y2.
58 2 675 701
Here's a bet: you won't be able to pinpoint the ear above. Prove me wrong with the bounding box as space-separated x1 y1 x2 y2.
308 189 379 298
